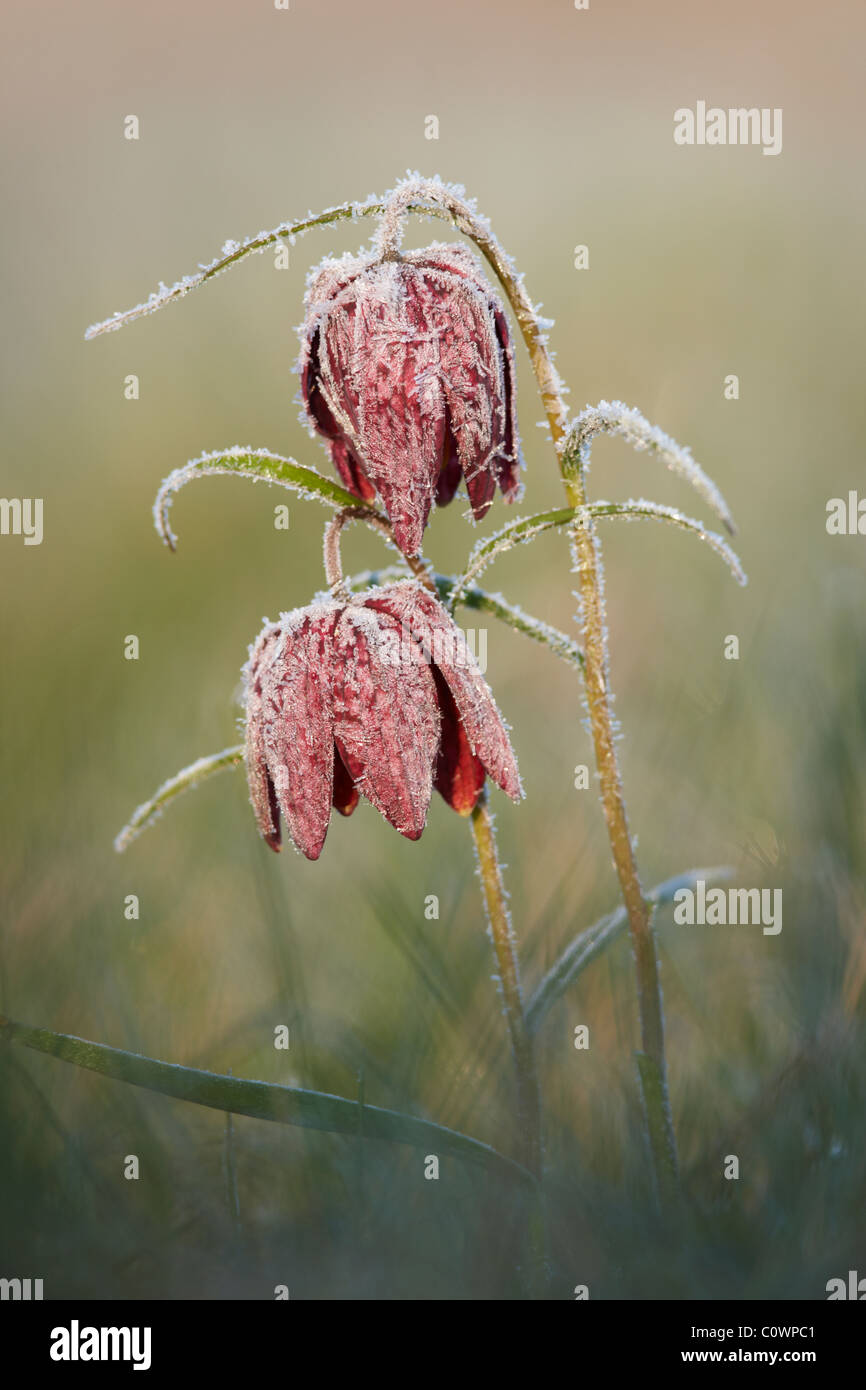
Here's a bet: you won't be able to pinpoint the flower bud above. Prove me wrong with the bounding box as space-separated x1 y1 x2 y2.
243 581 521 858
300 243 523 555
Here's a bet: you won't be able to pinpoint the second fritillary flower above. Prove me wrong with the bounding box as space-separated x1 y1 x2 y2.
243 581 521 859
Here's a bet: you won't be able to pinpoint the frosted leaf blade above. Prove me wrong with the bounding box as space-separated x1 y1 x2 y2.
114 745 244 853
576 498 747 586
348 568 585 672
153 448 375 550
449 508 576 607
564 400 737 536
84 198 386 340
526 866 734 1033
0 1016 532 1188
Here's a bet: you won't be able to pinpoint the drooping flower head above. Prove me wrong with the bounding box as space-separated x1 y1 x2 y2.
299 243 523 556
243 581 521 859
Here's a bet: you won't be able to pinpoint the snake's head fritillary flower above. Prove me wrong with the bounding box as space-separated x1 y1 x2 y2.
242 581 521 859
299 243 523 557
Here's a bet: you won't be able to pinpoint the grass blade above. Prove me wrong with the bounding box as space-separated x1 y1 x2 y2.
575 499 747 586
447 510 576 608
450 498 745 608
563 400 737 536
0 1016 532 1188
526 866 734 1033
154 448 374 551
114 746 244 853
85 198 385 340
350 567 584 671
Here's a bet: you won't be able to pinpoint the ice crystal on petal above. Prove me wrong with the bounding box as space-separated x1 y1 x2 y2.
299 243 523 556
242 582 521 858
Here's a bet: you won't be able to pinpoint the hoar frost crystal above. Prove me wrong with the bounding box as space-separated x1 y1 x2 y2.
300 242 523 556
243 580 521 859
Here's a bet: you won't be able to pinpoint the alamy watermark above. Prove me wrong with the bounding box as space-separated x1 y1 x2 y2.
50 1321 151 1371
0 1276 43 1300
0 497 42 545
674 102 782 157
673 879 782 935
826 491 866 535
373 621 488 674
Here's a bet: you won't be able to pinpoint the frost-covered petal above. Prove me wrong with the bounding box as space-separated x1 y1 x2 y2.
322 263 445 553
370 583 521 804
299 243 524 556
434 424 463 508
411 246 521 515
492 306 521 501
432 669 486 815
332 743 360 817
261 610 339 860
332 604 439 839
301 325 376 503
429 271 503 522
243 625 283 850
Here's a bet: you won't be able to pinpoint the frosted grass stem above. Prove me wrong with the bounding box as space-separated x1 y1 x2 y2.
322 507 436 595
470 791 547 1291
470 792 542 1178
382 178 680 1195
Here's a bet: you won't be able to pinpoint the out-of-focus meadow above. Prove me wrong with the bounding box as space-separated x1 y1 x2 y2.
1 0 864 1298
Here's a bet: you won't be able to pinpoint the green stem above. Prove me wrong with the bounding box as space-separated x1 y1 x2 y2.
387 180 679 1196
469 793 542 1177
322 507 436 595
567 495 678 1196
469 792 547 1291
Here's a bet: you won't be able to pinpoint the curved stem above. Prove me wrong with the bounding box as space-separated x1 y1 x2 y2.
568 511 677 1193
565 480 679 1195
469 791 547 1293
323 506 437 596
470 792 542 1180
378 180 569 443
322 508 370 596
399 178 678 1194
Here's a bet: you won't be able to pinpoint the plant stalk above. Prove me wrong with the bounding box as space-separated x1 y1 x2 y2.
323 507 436 595
470 792 547 1292
387 181 679 1194
470 792 543 1179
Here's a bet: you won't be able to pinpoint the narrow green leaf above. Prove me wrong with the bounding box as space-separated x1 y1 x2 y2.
349 568 584 672
526 866 734 1033
435 575 585 671
636 1051 679 1202
0 1016 531 1188
578 499 746 586
154 448 376 550
83 180 500 343
85 198 385 340
114 745 244 853
563 400 737 537
450 496 745 606
448 510 576 608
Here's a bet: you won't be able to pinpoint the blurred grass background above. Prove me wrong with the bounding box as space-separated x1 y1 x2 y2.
1 0 864 1298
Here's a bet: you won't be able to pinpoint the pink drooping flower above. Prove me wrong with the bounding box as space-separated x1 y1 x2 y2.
299 243 523 556
243 581 521 859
